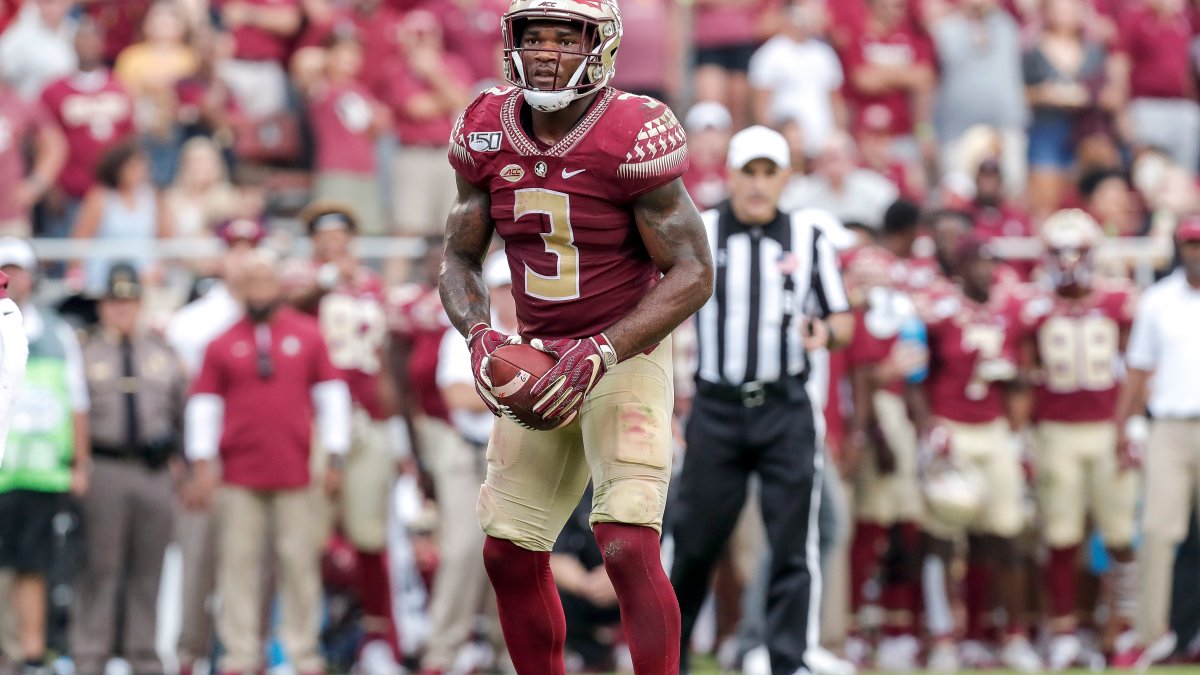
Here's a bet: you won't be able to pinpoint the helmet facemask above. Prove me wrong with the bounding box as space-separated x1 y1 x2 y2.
1045 246 1093 291
502 2 621 113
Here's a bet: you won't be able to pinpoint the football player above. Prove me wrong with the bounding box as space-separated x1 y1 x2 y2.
1015 210 1137 669
840 200 926 670
438 1 713 673
912 235 1042 674
285 202 407 663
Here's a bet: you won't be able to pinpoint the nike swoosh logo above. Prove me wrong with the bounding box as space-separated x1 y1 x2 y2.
561 168 586 179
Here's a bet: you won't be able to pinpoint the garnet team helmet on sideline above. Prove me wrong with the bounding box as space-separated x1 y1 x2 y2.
1040 208 1101 289
501 0 622 113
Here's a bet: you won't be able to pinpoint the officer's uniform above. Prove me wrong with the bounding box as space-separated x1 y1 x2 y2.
70 264 187 675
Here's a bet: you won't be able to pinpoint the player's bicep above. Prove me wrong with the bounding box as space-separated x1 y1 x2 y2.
632 178 713 277
443 173 494 267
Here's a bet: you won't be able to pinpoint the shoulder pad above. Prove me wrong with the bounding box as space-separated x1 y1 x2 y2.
449 86 515 168
611 93 689 180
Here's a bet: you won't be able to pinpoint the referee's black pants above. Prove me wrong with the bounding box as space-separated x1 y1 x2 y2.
670 388 823 675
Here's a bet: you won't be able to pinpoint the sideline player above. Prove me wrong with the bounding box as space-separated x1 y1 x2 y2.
284 202 407 661
1014 210 1138 668
438 1 714 673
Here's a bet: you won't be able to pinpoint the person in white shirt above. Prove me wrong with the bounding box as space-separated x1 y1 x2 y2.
1113 219 1200 669
748 0 844 158
422 252 516 673
0 0 77 100
781 131 898 229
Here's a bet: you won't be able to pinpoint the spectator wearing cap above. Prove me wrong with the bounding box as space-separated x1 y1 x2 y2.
928 0 1027 195
841 0 937 166
856 106 925 201
1112 0 1199 174
0 237 90 675
781 130 899 230
0 0 77 100
749 0 845 157
303 30 389 236
215 0 303 119
608 0 683 104
186 250 350 675
0 54 66 238
71 263 186 675
1112 220 1200 668
682 102 732 211
71 140 173 295
39 20 136 239
164 217 262 675
691 0 780 130
1023 0 1113 217
381 9 472 237
423 252 516 673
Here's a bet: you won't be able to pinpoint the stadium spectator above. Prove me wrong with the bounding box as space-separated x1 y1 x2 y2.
681 101 732 212
70 140 172 295
0 0 77 100
71 263 185 675
173 26 240 156
691 0 780 129
856 106 926 201
82 0 154 64
1023 0 1113 217
39 20 136 238
1079 167 1142 237
429 0 509 92
382 9 470 237
1112 219 1200 669
424 252 514 674
841 0 937 165
1112 0 1199 173
608 0 682 104
748 0 845 157
216 0 303 119
185 250 350 675
781 130 899 229
292 0 403 98
965 157 1036 278
163 137 242 239
929 0 1027 196
0 71 66 237
304 30 389 236
0 237 90 675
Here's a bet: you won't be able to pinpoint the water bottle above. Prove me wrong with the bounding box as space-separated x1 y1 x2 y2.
897 316 928 384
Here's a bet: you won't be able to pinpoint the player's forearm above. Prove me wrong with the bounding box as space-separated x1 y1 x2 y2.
1114 367 1152 428
439 177 496 337
439 255 490 337
1006 383 1033 432
906 384 933 435
72 412 90 464
604 258 712 362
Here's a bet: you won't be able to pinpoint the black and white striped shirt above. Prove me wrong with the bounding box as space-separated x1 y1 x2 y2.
695 203 850 386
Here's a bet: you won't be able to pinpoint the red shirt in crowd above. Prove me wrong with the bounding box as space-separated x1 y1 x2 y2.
1018 280 1136 423
923 284 1022 424
842 22 933 136
968 201 1036 279
40 72 135 199
293 5 403 96
1117 5 1194 100
389 284 451 424
217 0 301 63
0 90 51 221
192 307 340 490
84 0 154 63
308 81 379 174
449 87 689 340
386 52 472 147
693 0 779 48
426 0 508 86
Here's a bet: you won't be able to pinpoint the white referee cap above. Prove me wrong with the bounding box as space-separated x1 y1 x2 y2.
727 125 791 171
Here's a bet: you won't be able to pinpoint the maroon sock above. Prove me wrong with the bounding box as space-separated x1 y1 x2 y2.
482 536 567 675
850 522 886 612
355 550 401 660
593 523 681 675
1046 545 1080 627
964 560 992 642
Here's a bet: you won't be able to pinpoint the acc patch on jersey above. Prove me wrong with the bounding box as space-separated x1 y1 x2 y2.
468 131 501 152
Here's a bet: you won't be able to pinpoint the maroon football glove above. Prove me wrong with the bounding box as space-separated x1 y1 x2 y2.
468 322 517 417
528 334 619 423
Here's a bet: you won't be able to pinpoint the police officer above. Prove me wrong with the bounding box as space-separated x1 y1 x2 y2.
669 127 855 675
70 262 186 675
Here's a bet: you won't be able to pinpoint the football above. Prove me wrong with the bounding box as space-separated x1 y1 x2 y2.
487 343 561 431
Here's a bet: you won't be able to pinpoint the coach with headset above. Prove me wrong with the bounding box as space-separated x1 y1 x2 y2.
670 126 854 675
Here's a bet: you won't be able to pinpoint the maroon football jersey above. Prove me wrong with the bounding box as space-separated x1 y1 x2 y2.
317 268 389 420
448 86 690 340
1020 280 1136 423
923 285 1022 424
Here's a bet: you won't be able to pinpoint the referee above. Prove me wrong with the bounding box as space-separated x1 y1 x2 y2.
669 126 854 675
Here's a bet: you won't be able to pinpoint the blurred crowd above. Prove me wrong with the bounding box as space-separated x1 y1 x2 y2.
0 0 1199 674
